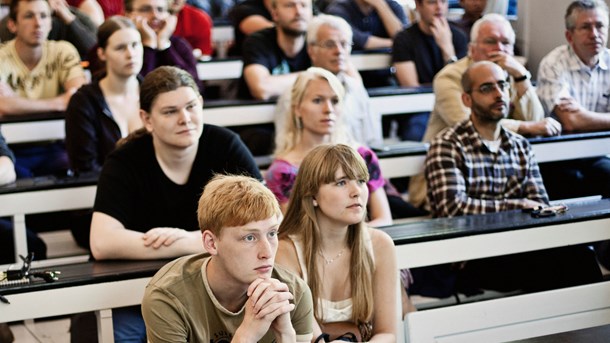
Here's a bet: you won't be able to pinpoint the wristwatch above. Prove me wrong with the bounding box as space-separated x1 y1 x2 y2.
446 55 458 65
514 71 531 83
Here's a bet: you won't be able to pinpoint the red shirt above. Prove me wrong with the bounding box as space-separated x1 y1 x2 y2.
174 4 213 56
67 0 124 18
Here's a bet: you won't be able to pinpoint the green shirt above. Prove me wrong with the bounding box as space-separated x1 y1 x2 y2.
142 253 314 342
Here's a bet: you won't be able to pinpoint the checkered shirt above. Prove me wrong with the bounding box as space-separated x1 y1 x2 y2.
425 119 549 218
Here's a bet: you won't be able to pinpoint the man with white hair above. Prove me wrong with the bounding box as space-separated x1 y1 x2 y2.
409 13 559 209
274 14 382 146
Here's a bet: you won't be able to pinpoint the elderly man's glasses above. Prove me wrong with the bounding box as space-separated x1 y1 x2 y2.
479 38 512 47
314 40 353 50
472 80 510 94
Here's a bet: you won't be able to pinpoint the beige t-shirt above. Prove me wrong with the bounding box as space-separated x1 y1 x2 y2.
142 253 314 343
0 40 84 99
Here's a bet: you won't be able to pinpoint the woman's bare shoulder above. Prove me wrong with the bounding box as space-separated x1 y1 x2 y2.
276 237 302 277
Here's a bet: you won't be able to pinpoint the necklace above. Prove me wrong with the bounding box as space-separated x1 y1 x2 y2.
318 249 344 265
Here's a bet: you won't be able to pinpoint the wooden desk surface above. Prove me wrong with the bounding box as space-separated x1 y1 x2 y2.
406 281 610 342
0 86 435 144
0 259 169 296
0 172 99 263
0 259 171 325
0 171 98 196
384 198 610 245
383 198 610 268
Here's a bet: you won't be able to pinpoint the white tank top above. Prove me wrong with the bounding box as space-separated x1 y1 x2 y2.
288 230 374 323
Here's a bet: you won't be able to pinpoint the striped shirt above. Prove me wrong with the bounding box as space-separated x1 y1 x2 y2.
425 120 549 218
537 45 610 114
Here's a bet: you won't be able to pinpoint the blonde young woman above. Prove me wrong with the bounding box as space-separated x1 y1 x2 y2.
276 144 398 342
265 67 393 227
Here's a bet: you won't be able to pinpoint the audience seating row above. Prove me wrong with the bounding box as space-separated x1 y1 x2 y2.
196 51 392 80
4 129 609 263
0 86 433 144
2 197 609 342
377 131 610 178
0 172 98 264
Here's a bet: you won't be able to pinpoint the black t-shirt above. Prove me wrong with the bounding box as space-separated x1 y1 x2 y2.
94 125 262 232
238 27 311 99
392 23 468 84
228 0 272 56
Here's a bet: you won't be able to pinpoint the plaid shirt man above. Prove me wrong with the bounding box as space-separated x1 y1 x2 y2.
425 119 549 218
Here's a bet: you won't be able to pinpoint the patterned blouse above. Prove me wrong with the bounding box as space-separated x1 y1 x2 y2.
265 146 385 204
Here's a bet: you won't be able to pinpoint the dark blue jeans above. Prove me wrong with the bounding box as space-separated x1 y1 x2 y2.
13 142 69 178
538 156 610 200
112 306 147 343
0 218 47 264
382 112 430 142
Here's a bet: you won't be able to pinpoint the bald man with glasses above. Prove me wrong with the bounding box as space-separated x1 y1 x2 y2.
418 61 601 297
426 61 548 217
408 13 560 211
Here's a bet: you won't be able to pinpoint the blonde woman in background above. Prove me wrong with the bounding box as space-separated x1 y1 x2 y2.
265 67 393 227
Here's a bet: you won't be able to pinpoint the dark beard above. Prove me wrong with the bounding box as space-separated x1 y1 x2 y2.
471 99 508 123
280 25 306 37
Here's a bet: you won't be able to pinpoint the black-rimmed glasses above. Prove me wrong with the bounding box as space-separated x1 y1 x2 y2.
472 80 510 94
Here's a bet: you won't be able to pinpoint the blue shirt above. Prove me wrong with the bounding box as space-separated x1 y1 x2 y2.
324 0 408 50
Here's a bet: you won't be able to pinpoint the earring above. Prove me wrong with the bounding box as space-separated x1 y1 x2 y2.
296 117 303 130
313 199 318 207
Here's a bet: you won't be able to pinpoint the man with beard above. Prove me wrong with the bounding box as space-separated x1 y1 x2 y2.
426 61 548 216
408 13 559 211
420 61 601 297
239 0 312 100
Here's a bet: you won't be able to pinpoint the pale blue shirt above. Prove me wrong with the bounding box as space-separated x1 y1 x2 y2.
537 44 610 115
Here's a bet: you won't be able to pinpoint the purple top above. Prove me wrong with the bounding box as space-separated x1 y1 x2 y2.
141 36 202 91
88 36 201 91
265 146 385 204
